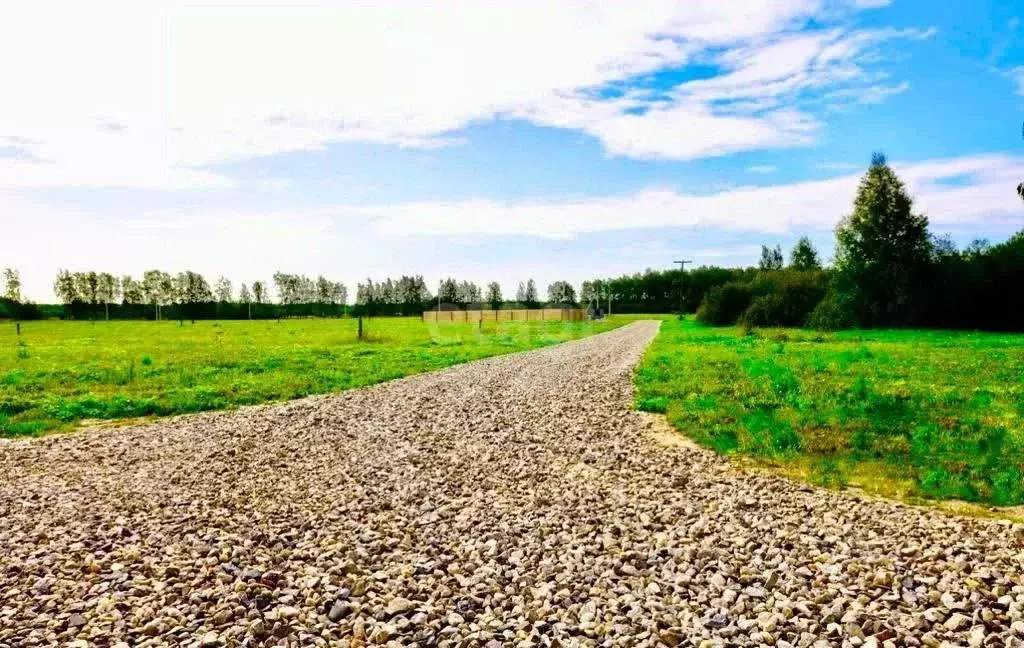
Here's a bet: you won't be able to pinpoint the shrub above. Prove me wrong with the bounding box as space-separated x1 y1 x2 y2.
807 292 857 331
696 282 755 325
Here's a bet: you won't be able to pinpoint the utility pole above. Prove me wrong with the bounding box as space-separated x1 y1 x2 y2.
674 259 692 316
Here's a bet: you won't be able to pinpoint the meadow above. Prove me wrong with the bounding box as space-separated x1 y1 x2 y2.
636 319 1024 505
0 316 629 436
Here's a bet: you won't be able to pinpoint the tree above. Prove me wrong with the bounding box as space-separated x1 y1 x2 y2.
142 270 173 319
175 271 212 321
438 278 458 306
789 237 821 271
96 272 119 320
834 152 933 326
75 271 100 306
524 279 538 308
214 276 233 303
546 281 576 305
252 281 266 304
759 245 784 271
331 282 348 308
316 276 332 303
121 275 143 304
54 269 78 305
455 280 480 306
515 281 527 303
485 282 502 309
239 283 252 303
2 268 21 302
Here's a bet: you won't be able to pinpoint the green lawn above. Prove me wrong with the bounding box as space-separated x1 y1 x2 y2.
0 316 630 437
636 318 1024 505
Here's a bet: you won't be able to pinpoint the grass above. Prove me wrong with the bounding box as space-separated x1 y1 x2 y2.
0 316 631 437
636 318 1024 506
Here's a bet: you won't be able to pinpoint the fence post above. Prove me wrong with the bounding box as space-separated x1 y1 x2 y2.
16 322 20 336
358 316 363 340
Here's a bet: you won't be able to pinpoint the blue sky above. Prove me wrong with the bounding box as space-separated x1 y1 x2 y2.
1 0 1022 302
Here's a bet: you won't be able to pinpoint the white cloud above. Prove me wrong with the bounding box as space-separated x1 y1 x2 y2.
362 154 1023 238
0 0 917 187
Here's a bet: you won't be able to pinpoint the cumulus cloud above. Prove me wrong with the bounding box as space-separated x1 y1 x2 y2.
0 0 922 187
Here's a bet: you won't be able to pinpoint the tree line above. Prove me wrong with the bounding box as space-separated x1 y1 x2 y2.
0 268 588 320
580 154 1023 331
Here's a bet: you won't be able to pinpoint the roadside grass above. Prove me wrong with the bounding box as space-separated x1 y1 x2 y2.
0 316 630 437
635 318 1024 506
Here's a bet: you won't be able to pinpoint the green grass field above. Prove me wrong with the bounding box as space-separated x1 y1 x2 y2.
636 319 1024 505
0 316 630 437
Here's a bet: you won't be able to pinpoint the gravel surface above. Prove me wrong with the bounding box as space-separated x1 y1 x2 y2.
2 320 1023 648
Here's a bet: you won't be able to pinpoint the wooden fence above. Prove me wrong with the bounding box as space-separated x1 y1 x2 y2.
422 308 587 322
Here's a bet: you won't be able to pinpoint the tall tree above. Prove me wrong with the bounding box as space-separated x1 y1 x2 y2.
455 280 480 306
96 272 119 320
331 282 348 307
1 268 21 302
546 281 576 305
485 282 502 309
438 278 458 306
175 271 212 321
238 283 252 303
121 275 143 304
759 245 784 271
316 276 332 303
74 271 100 305
214 276 233 302
141 269 173 319
252 281 266 304
834 152 933 326
515 281 527 303
524 279 538 308
54 269 79 305
789 236 821 271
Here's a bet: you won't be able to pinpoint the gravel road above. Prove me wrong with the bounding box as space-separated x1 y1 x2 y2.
2 321 1023 648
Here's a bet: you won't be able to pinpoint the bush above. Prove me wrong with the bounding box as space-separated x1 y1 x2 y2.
696 282 755 325
807 292 857 331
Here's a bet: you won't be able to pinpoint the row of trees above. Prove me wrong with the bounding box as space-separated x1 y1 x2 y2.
0 268 590 320
352 276 577 316
43 270 348 320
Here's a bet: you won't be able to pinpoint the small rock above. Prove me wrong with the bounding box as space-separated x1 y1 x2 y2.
944 613 970 631
386 597 416 615
329 601 352 622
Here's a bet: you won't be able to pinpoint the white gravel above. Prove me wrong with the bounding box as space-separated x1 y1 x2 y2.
1 320 1023 647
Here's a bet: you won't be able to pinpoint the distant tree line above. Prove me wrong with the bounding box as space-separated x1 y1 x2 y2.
353 276 578 316
39 269 349 321
1 268 588 320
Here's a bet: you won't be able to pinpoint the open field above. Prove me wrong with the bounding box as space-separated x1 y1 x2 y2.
636 318 1024 505
0 316 630 436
